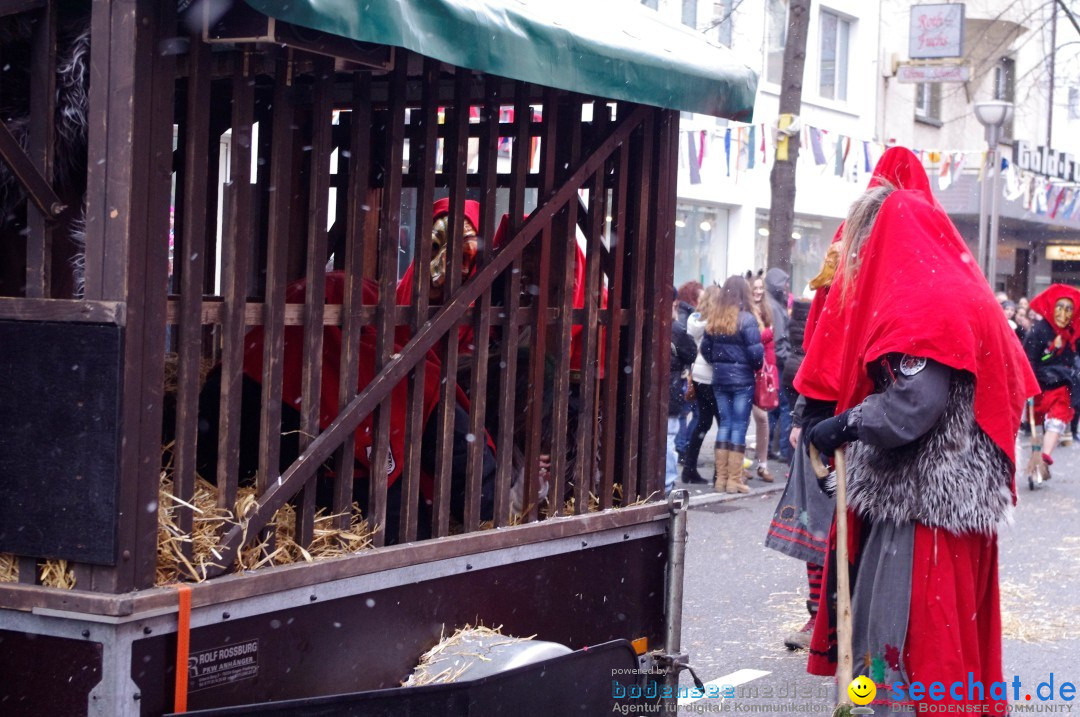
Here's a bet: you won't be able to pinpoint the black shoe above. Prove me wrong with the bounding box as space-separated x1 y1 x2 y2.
676 449 686 466
680 467 710 485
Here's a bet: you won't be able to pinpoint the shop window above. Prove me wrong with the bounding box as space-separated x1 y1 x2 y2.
994 57 1015 140
714 0 734 47
682 0 698 28
674 205 727 285
765 0 788 84
915 82 942 124
819 9 850 102
755 213 836 296
1069 86 1080 120
640 0 659 9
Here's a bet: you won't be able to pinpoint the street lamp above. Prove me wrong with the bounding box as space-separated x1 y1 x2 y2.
974 100 1014 286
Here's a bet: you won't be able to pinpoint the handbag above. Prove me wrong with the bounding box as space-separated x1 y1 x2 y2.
683 371 696 402
754 360 780 411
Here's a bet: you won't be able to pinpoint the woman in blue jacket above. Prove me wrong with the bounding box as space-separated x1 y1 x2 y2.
699 275 765 493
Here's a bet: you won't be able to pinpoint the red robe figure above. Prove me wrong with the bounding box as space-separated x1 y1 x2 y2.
1021 283 1080 482
196 273 496 543
396 199 606 502
797 148 1039 714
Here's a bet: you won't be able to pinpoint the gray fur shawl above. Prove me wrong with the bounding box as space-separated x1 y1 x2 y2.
845 376 1013 536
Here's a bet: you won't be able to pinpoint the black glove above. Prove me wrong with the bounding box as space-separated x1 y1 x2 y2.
805 409 858 457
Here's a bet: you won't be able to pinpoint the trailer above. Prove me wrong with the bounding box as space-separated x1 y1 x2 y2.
0 1 757 714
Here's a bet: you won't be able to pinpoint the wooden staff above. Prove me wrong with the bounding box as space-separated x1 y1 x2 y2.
1025 398 1043 489
810 444 854 711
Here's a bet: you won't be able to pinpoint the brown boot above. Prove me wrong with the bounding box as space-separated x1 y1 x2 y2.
756 462 775 483
727 450 750 494
713 447 729 492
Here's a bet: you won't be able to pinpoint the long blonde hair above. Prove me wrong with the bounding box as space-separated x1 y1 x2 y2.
706 275 752 335
696 285 722 320
838 181 896 299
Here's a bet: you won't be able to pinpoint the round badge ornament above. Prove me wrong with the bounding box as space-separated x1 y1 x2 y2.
899 355 927 377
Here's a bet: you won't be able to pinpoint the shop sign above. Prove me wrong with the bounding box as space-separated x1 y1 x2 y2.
909 4 965 59
1014 141 1079 182
1045 245 1080 261
896 63 970 83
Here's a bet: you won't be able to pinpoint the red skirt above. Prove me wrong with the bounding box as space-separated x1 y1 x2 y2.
808 515 1005 714
1033 385 1074 425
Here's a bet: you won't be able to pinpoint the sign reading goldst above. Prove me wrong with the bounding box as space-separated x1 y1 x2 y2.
909 3 965 59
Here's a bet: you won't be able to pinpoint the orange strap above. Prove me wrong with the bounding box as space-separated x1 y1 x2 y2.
171 584 192 713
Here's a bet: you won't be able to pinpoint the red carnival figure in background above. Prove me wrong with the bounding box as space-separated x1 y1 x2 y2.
1021 283 1080 486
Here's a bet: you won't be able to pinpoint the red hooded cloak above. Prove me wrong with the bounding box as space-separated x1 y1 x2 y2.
796 151 1038 713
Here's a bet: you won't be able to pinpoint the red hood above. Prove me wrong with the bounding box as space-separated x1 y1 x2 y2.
1029 283 1080 350
796 183 1039 478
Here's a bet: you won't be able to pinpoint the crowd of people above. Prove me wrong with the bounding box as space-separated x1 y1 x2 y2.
681 146 1080 714
666 269 795 496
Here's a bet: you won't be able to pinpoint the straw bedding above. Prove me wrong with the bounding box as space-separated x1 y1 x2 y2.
402 624 530 687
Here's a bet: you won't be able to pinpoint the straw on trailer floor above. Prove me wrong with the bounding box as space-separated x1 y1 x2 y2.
402 624 531 687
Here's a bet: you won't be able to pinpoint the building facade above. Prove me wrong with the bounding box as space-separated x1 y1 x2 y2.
647 0 1080 299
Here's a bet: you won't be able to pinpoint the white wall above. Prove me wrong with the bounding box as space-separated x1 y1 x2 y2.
646 0 882 286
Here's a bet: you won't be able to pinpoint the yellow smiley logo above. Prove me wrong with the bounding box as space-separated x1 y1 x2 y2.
847 675 877 706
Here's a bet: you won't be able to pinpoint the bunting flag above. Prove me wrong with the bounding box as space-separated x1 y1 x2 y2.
1050 185 1067 219
810 127 827 165
1035 181 1050 215
724 128 731 177
1004 158 1024 201
736 126 748 174
938 154 953 191
665 119 1080 227
1070 190 1080 220
950 152 966 184
1061 188 1077 220
686 131 701 185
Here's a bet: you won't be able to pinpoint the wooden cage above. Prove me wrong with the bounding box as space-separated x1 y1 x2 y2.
0 0 680 595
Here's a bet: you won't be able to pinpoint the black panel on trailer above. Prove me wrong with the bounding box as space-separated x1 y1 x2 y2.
0 319 122 565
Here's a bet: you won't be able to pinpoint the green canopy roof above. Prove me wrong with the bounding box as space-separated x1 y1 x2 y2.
243 0 758 121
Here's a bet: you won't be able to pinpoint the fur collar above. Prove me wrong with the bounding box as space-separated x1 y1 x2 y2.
845 376 1013 535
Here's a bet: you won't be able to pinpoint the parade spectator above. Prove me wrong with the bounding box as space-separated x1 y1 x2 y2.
781 299 811 420
1002 300 1020 340
699 276 764 494
674 281 703 462
765 268 793 461
1016 295 1033 337
798 148 1038 714
681 285 722 485
1022 284 1080 477
668 287 701 494
749 275 777 482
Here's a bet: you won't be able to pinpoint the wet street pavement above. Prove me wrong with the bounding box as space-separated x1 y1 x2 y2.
672 436 1080 714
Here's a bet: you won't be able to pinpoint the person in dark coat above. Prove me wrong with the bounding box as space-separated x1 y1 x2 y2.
765 267 793 461
673 281 703 462
698 275 764 493
667 286 700 494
